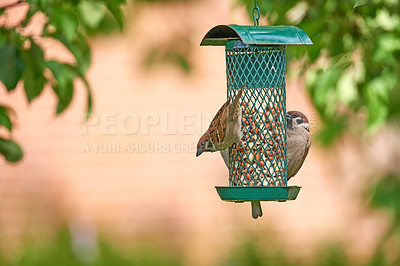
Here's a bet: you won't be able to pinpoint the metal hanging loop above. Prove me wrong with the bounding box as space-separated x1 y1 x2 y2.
252 0 260 26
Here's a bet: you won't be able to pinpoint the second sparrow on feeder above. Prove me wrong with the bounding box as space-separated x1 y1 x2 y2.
196 83 246 158
251 110 312 219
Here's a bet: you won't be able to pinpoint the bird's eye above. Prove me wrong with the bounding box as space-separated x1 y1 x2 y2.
202 142 205 145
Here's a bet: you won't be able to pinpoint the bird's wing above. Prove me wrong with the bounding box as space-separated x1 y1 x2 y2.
209 84 245 147
209 100 230 145
288 136 311 180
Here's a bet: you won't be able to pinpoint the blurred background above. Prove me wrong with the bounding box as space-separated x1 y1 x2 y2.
1 0 400 265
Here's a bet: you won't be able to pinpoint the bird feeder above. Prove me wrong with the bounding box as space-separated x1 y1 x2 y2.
200 24 312 203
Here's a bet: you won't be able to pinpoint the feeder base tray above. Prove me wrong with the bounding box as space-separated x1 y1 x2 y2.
215 186 301 203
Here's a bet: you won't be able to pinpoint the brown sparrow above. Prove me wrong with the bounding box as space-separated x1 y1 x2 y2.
251 111 311 219
286 110 311 180
196 83 246 157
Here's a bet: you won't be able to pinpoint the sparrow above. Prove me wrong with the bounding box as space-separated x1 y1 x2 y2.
196 83 246 157
251 110 311 219
285 111 312 180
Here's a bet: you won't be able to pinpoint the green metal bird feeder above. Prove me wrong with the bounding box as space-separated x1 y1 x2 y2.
200 11 312 203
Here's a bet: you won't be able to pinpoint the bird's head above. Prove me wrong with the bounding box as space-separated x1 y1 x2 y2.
286 111 309 132
196 131 215 157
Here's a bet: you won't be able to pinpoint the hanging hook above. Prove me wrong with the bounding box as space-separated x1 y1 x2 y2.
252 0 260 26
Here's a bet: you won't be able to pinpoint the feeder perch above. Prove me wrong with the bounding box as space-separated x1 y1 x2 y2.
200 25 312 203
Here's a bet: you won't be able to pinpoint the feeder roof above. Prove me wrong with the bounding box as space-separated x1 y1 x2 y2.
200 24 313 46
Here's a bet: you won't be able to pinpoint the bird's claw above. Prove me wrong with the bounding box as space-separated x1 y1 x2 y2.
231 141 244 154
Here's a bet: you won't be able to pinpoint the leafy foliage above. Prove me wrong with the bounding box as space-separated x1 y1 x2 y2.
223 235 291 266
0 227 183 266
0 0 126 163
0 225 395 266
367 173 400 265
240 0 400 145
369 173 400 222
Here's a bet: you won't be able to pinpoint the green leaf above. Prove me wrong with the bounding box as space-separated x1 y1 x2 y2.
66 65 93 120
45 60 77 114
82 77 92 120
45 58 92 119
307 67 341 117
58 10 78 42
86 87 92 120
77 74 92 120
315 116 347 146
22 40 46 102
375 8 400 31
105 2 125 31
331 53 353 69
365 81 389 132
23 65 46 102
369 174 400 217
337 71 358 106
0 138 23 163
68 33 91 74
373 33 400 64
78 1 105 29
173 53 190 73
308 45 321 62
48 32 91 74
353 0 370 10
0 106 12 131
0 43 25 91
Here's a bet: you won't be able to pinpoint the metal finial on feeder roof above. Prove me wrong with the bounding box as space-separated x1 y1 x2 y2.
201 24 312 202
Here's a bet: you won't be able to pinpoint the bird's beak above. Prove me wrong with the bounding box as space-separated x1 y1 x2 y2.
196 146 204 157
286 113 292 120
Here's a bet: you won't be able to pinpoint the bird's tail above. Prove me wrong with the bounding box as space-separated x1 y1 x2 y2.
251 201 263 219
220 149 229 168
232 82 246 108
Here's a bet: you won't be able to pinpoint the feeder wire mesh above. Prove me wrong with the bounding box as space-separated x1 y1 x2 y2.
226 40 287 188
